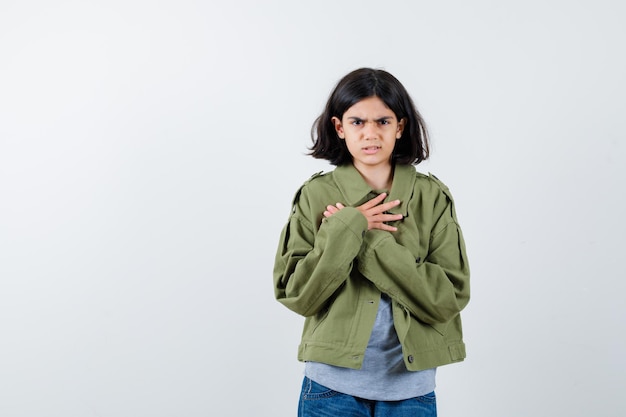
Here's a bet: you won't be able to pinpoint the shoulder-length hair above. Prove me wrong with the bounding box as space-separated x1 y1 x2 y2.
309 68 430 166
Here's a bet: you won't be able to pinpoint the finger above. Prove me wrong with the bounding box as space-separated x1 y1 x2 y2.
368 200 402 215
359 193 387 210
375 213 403 222
336 203 345 209
379 199 401 211
362 194 401 214
371 222 398 232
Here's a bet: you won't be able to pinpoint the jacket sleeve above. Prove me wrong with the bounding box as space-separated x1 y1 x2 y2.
356 187 470 325
273 186 368 317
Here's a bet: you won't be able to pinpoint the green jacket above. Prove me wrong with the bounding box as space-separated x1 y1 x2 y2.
273 164 470 371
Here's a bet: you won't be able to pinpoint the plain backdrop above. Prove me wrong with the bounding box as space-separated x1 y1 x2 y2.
1 1 625 416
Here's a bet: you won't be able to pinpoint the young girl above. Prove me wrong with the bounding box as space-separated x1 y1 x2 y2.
273 68 470 417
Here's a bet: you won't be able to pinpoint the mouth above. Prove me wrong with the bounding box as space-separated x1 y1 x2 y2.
362 146 381 155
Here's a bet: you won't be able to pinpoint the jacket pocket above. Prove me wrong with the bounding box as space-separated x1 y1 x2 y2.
308 307 330 335
427 322 449 336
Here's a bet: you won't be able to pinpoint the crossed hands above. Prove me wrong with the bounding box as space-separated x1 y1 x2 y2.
323 192 403 232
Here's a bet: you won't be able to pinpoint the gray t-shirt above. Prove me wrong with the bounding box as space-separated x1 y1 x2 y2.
305 294 436 401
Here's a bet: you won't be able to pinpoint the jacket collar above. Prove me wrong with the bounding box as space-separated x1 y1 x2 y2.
332 164 416 216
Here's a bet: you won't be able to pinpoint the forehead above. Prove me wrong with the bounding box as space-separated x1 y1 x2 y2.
343 96 396 118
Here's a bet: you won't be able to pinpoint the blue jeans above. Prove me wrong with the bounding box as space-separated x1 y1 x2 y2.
298 377 437 417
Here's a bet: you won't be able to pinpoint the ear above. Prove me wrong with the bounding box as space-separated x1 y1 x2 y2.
331 116 344 139
396 117 407 139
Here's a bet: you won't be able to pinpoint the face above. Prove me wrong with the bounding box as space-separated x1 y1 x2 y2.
332 96 405 173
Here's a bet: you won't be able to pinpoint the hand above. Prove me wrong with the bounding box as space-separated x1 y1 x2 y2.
323 193 403 232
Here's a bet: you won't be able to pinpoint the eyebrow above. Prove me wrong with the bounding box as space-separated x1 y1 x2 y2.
346 116 395 121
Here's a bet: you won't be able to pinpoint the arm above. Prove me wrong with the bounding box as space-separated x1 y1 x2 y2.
356 193 470 325
273 188 367 317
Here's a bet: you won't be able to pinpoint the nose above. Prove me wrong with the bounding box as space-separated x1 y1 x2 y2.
363 121 379 139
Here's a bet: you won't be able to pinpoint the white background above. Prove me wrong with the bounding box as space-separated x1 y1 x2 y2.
1 1 625 416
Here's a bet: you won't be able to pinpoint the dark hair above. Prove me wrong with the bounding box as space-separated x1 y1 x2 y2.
309 68 430 166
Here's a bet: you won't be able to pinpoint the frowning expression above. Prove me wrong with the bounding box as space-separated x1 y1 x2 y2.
332 96 405 172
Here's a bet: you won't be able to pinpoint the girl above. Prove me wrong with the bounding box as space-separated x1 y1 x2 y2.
273 68 470 417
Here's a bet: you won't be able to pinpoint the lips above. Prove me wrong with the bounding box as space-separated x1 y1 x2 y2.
362 146 381 155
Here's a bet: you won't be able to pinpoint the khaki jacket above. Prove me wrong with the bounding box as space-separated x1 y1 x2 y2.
273 164 470 371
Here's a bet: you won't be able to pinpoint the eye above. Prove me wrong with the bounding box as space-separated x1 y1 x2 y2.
377 118 392 126
350 119 363 126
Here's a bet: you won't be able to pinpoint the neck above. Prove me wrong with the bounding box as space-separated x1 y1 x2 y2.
353 162 393 190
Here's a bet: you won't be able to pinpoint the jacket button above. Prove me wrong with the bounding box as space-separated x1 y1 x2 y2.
415 257 421 263
361 231 366 238
407 355 414 363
